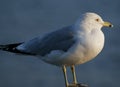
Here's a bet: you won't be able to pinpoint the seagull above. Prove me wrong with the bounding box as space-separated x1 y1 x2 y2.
0 12 113 87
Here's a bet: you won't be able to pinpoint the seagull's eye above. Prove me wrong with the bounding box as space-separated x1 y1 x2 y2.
95 18 99 22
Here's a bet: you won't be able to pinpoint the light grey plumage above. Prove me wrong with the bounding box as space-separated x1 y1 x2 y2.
17 26 75 56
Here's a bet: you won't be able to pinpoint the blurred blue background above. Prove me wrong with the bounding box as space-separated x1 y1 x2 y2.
0 0 120 87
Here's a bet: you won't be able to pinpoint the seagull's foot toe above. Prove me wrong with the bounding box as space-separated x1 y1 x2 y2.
76 83 88 87
68 83 88 87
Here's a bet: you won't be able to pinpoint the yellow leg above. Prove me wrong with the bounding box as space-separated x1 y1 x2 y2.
71 65 77 84
62 65 69 87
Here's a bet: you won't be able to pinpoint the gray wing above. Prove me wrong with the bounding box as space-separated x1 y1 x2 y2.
17 26 75 56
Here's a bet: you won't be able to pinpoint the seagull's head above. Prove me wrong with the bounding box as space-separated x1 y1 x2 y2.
76 12 113 31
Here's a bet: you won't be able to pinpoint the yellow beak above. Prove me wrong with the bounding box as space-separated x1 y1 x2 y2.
103 21 113 27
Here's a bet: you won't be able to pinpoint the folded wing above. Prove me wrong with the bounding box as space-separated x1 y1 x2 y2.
17 26 75 56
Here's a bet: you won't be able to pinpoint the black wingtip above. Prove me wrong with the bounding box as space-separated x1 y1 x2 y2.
0 43 36 55
0 43 22 52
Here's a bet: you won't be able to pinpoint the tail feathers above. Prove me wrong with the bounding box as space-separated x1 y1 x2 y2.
0 43 35 55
